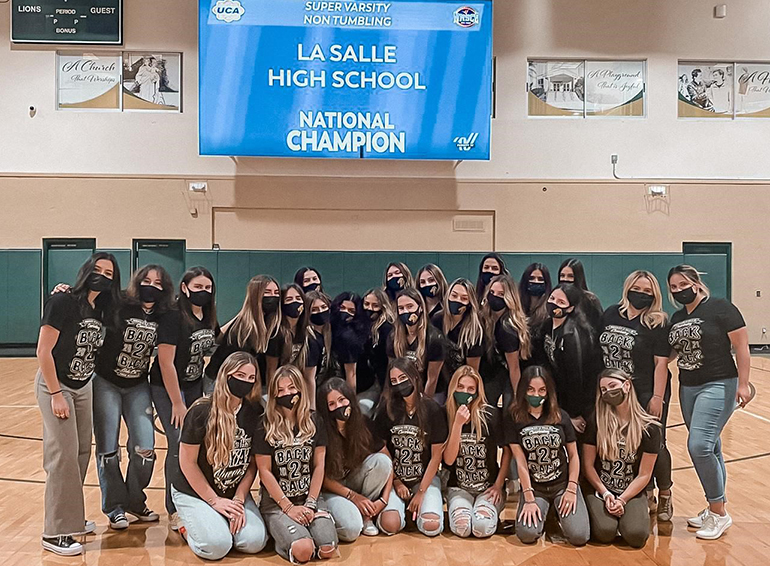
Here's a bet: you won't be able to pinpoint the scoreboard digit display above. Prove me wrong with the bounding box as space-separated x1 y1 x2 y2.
11 0 122 44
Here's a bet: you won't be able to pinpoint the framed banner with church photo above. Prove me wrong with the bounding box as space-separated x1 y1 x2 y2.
527 60 585 117
122 52 182 112
56 52 122 111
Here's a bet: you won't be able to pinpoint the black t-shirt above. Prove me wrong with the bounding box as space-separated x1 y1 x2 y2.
431 312 484 383
204 325 258 381
173 400 263 499
373 398 448 489
599 305 671 399
97 305 175 388
446 407 503 494
543 318 600 418
479 317 520 384
504 408 576 490
359 321 392 389
149 310 217 390
334 416 386 479
669 298 745 387
253 412 327 505
584 417 661 496
307 329 331 383
41 293 105 390
386 324 447 390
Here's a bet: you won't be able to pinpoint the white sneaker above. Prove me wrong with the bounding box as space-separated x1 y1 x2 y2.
687 508 710 528
42 535 83 556
696 511 732 540
362 518 379 536
84 520 96 534
169 512 181 532
108 512 129 530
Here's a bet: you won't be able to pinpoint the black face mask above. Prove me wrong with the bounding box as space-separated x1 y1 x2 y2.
303 282 320 293
88 273 112 293
339 311 354 324
487 294 506 312
310 310 330 326
399 310 420 327
627 290 654 310
262 296 280 314
672 286 697 305
480 271 494 286
528 282 547 297
139 284 163 304
547 301 571 319
331 404 352 422
420 285 439 299
448 300 467 316
386 276 405 293
392 380 414 398
276 392 300 409
601 387 627 407
188 289 212 307
282 301 303 319
364 308 381 321
227 376 254 399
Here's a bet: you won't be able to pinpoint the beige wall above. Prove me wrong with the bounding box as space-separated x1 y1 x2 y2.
1 1 769 339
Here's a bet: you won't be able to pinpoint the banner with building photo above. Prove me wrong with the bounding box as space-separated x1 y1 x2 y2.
735 64 770 118
678 62 733 118
122 53 181 111
584 61 645 117
56 53 121 110
527 61 585 117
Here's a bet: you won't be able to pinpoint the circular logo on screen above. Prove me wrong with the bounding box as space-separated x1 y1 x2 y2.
453 6 480 28
212 0 245 23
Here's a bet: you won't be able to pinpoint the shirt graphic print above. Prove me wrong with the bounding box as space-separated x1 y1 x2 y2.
70 318 104 381
213 425 252 493
598 438 638 494
184 328 216 381
454 432 491 492
668 318 704 371
599 324 637 375
114 317 158 379
273 438 314 499
519 424 566 484
391 423 425 485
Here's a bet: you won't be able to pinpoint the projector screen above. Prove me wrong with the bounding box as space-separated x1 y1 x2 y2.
198 0 493 160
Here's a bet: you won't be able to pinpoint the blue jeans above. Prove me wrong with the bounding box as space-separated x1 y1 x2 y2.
150 381 202 514
93 375 155 517
172 488 267 561
679 378 737 503
377 476 444 536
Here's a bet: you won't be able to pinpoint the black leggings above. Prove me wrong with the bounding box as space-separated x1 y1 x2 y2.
639 391 673 491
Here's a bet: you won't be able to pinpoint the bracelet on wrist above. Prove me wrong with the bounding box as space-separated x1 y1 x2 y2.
523 487 534 494
50 390 63 396
568 480 578 486
602 490 612 500
566 488 577 495
206 496 218 506
345 489 354 500
282 503 294 514
378 497 387 506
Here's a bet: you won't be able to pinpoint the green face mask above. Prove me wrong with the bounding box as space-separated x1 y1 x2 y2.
453 391 476 406
527 395 546 408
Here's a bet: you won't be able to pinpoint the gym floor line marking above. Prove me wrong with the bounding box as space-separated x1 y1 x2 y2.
0 405 37 408
0 477 166 490
672 451 770 472
0 433 169 451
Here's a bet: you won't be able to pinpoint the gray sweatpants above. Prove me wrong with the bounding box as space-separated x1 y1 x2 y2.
35 371 93 537
260 494 338 562
584 489 650 548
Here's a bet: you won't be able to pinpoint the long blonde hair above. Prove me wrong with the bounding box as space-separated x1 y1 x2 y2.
392 287 428 370
230 275 281 353
417 264 449 302
264 364 315 446
618 270 668 329
441 278 484 355
482 274 532 360
363 288 396 346
667 264 711 306
446 366 490 442
195 351 259 469
595 368 660 461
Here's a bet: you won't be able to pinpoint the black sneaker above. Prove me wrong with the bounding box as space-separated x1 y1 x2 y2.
42 535 83 556
109 512 129 530
127 507 160 522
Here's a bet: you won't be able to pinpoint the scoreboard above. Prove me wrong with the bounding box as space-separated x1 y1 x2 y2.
11 0 122 44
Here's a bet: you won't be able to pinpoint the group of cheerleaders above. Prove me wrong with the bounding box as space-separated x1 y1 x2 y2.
35 253 753 559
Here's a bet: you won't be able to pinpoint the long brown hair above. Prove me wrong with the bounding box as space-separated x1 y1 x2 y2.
392 287 429 370
417 264 449 302
178 266 217 330
482 274 532 360
317 378 374 480
125 264 176 313
306 290 332 374
279 283 310 368
363 288 396 346
377 358 428 441
441 278 484 356
264 365 315 446
667 264 711 306
188 351 259 469
511 365 561 425
446 366 489 442
594 368 660 461
229 275 281 353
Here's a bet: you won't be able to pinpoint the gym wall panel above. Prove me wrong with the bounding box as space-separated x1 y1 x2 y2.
2 250 42 344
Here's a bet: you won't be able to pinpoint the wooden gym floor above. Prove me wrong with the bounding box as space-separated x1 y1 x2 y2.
1 357 769 566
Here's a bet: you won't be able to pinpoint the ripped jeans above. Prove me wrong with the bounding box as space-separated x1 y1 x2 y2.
377 476 444 537
446 487 505 538
93 375 156 517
